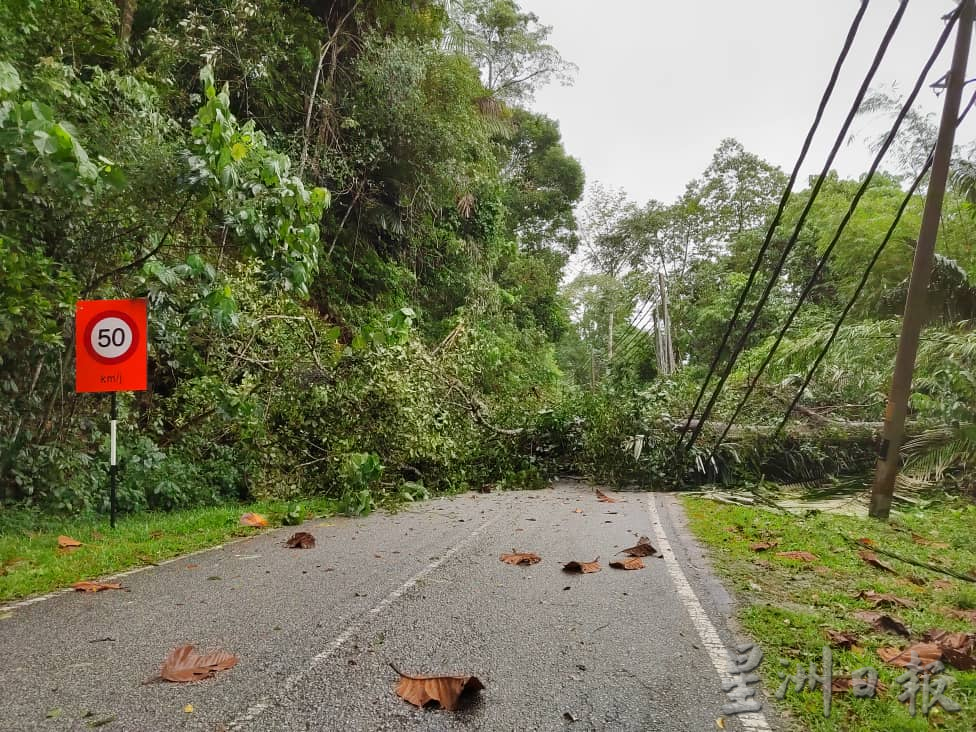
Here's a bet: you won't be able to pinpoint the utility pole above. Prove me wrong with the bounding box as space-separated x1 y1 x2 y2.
869 0 974 519
658 271 675 375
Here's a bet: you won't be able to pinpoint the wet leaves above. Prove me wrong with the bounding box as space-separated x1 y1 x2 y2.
855 590 915 609
831 676 887 695
921 629 976 670
853 610 910 638
391 666 484 711
500 550 541 566
239 513 269 527
774 551 818 562
824 629 860 650
71 581 123 593
911 533 950 550
160 645 238 682
562 558 601 574
284 532 315 549
877 643 942 668
857 550 896 574
609 557 645 570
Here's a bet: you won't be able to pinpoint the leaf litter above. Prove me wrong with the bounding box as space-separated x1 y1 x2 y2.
72 582 124 593
391 665 484 710
563 558 601 574
160 645 238 682
500 550 541 566
284 532 315 549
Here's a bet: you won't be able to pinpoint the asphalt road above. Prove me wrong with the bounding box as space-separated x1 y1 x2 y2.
0 483 776 731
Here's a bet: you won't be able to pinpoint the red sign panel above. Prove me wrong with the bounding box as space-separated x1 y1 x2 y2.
75 299 148 393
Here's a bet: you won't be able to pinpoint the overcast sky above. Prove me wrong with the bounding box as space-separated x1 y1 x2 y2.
520 0 972 207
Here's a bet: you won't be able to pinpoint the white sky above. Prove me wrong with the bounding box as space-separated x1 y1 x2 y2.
521 0 973 206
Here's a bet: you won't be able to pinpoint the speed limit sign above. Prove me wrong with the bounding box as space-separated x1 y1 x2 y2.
75 299 147 392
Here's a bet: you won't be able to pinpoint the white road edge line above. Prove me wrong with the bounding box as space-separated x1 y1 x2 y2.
227 513 501 729
647 496 772 732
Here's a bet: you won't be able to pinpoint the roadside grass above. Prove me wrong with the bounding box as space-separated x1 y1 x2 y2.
0 498 338 604
682 494 976 732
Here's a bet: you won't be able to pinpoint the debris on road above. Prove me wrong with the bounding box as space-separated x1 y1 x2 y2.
609 557 645 570
562 558 601 574
595 489 617 503
160 645 238 682
391 664 484 710
71 582 124 593
284 531 316 549
618 536 659 557
500 550 541 566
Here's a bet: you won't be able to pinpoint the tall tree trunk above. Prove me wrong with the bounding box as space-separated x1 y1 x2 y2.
117 0 136 45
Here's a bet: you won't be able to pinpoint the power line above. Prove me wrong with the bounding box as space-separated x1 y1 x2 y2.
772 89 976 439
683 0 912 454
675 0 875 450
612 297 658 357
706 12 961 459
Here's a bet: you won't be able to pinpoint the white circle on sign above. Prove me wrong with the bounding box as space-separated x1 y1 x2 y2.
90 316 134 361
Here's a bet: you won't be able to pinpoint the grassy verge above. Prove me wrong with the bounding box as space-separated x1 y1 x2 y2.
0 498 338 604
682 493 976 731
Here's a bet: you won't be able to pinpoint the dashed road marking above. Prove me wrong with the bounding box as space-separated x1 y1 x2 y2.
227 513 501 729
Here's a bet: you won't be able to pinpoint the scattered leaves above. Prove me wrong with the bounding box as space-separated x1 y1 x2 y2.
562 558 601 574
284 532 315 549
831 676 887 695
775 551 818 562
853 610 910 638
947 608 976 625
499 550 541 566
749 541 777 552
609 557 645 570
857 550 896 574
72 581 123 593
391 666 484 711
931 580 954 591
57 535 82 551
183 704 194 713
160 645 238 683
824 629 860 650
619 536 659 557
911 533 950 550
856 590 915 609
595 489 617 503
877 643 942 668
856 537 875 547
573 508 583 514
239 513 269 527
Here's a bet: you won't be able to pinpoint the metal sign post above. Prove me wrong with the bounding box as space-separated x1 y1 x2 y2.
75 299 148 528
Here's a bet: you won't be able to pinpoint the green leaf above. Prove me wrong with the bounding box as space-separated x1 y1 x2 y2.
0 62 20 96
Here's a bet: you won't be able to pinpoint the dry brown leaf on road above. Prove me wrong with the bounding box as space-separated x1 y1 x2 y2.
595 489 617 503
284 532 315 549
609 557 645 570
853 610 910 638
858 550 896 574
239 513 269 527
391 665 484 711
619 536 659 557
160 645 238 682
58 535 82 550
500 550 541 566
877 643 942 668
856 590 915 609
775 551 818 562
563 558 601 574
71 582 123 593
